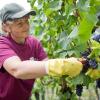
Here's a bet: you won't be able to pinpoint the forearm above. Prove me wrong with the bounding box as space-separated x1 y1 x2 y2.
14 60 47 79
3 56 83 79
3 56 47 79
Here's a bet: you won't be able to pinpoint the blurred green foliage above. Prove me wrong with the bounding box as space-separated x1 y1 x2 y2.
27 0 100 99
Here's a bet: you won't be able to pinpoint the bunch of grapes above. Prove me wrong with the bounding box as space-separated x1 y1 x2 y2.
91 34 100 89
92 34 100 43
82 34 100 89
76 84 83 96
81 48 98 73
81 48 91 59
80 33 100 72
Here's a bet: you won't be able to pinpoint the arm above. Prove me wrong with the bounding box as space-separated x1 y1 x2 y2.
3 56 48 79
3 56 83 79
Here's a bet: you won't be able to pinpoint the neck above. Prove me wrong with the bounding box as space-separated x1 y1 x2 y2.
10 34 26 44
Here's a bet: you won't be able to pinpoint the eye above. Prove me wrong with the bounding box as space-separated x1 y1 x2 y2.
16 22 23 27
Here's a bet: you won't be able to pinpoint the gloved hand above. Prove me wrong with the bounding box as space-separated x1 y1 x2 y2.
86 69 100 79
45 58 83 77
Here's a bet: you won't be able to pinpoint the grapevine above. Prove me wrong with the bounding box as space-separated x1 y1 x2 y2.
28 0 100 100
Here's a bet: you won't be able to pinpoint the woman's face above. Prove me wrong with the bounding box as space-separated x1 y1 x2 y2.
7 16 30 38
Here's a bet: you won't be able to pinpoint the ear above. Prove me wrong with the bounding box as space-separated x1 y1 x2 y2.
2 23 11 33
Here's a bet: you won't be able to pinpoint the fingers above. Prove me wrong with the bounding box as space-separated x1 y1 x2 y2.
77 58 87 64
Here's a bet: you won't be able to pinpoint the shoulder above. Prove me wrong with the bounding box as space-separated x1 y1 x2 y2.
0 35 10 44
0 36 13 50
27 35 45 51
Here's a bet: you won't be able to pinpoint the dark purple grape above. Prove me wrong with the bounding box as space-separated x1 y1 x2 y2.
82 59 90 73
82 59 98 73
96 78 100 88
81 48 91 59
81 51 89 59
76 84 83 96
92 34 100 43
88 59 98 69
81 50 91 72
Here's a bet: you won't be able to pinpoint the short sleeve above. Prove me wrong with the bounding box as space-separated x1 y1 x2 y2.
0 42 17 68
35 40 47 61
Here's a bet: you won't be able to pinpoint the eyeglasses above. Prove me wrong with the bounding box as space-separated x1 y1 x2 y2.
15 16 29 22
13 16 29 24
6 16 29 25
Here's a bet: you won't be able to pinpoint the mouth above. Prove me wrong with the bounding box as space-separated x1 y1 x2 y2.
21 30 29 33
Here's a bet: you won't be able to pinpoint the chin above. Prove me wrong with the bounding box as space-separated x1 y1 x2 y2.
24 34 29 38
23 32 29 36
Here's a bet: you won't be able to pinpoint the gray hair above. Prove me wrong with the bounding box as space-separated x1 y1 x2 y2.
0 20 10 35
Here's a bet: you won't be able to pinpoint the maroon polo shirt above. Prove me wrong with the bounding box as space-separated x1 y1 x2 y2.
0 35 47 100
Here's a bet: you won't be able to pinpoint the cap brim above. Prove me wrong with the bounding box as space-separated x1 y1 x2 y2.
11 10 36 19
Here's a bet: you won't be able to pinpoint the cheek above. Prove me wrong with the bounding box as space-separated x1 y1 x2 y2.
10 22 29 34
11 27 19 33
17 24 29 31
24 23 30 30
